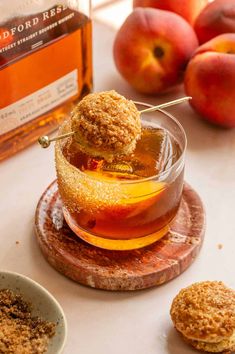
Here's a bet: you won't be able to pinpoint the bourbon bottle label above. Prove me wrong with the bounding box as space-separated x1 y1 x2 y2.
0 4 79 68
0 70 78 134
0 1 92 135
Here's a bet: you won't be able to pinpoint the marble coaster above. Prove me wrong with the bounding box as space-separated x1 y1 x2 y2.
35 181 205 291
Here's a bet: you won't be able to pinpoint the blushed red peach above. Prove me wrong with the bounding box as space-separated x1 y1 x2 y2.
184 33 235 128
133 0 209 25
194 0 235 44
113 8 198 94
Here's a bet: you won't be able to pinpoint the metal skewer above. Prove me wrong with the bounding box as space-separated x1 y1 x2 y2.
38 131 75 148
38 96 192 148
139 96 192 114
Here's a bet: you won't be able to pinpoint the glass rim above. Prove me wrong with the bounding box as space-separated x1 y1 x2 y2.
57 101 187 185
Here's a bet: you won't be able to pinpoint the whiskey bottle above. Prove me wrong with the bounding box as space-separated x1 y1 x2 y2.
0 1 92 161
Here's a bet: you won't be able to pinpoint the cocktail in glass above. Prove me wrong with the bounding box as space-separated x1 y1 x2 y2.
55 102 186 250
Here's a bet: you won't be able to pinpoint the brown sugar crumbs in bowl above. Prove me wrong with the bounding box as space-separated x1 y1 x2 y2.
0 289 56 354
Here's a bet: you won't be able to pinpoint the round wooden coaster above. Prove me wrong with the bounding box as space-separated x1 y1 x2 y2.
35 181 205 291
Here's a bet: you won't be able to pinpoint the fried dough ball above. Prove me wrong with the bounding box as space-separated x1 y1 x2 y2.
170 281 235 353
70 90 141 161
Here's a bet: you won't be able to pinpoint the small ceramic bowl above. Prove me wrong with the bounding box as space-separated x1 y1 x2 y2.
0 270 67 354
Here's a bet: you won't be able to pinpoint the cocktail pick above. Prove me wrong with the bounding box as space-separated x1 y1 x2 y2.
38 96 191 148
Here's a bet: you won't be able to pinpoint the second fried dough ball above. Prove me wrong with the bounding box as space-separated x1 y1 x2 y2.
170 281 235 353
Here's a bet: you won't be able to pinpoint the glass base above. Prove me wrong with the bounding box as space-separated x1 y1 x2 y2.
63 210 169 250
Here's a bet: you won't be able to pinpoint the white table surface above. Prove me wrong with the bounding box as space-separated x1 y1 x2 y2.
1 21 235 354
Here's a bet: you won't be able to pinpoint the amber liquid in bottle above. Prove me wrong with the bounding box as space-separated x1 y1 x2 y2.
0 5 92 161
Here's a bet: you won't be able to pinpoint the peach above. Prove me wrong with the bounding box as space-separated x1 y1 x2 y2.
184 33 235 128
133 0 209 25
194 0 235 44
113 8 198 94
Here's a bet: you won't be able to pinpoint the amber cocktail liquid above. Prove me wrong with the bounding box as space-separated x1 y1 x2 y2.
56 107 186 250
